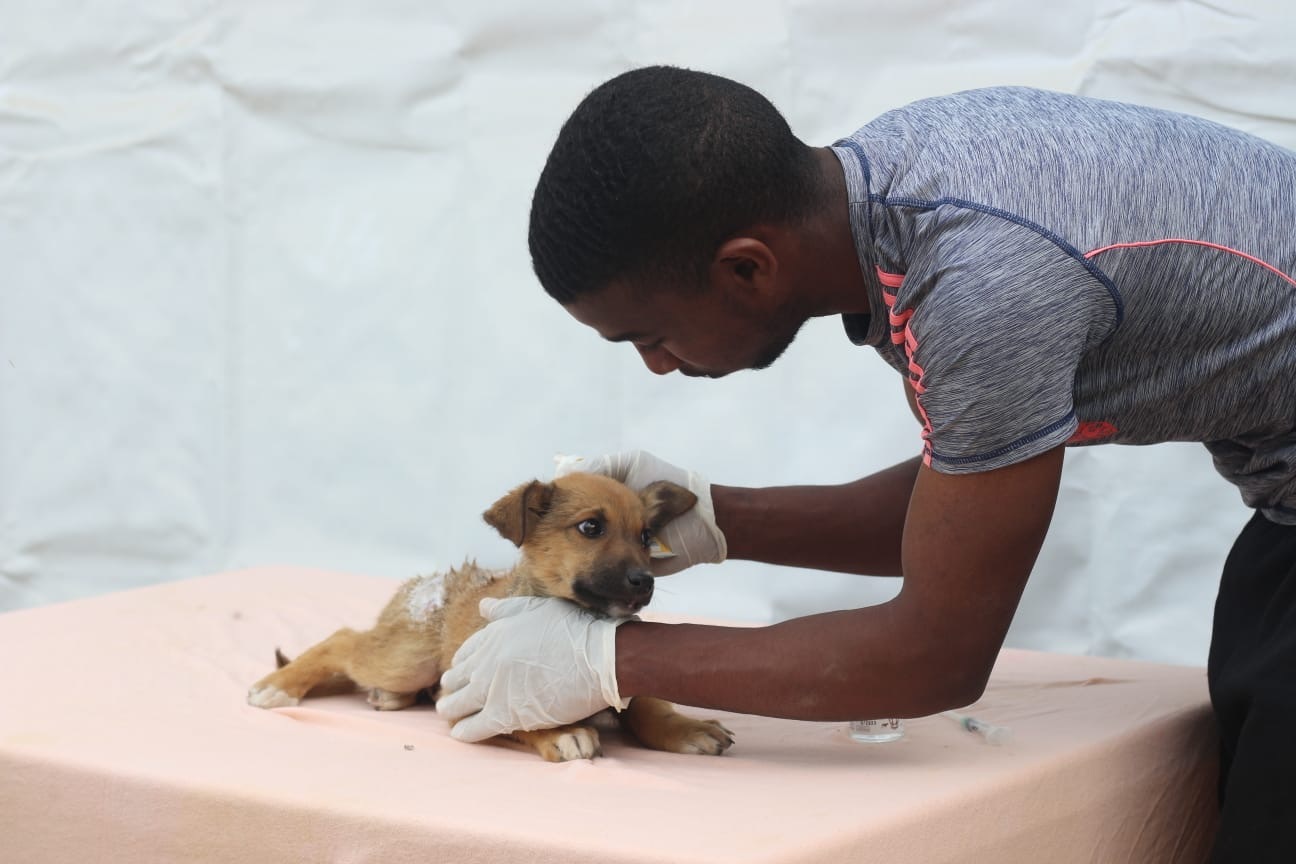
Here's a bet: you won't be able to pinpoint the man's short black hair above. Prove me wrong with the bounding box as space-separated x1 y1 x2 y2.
528 65 819 304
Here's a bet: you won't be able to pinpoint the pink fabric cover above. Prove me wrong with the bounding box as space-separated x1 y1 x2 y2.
0 567 1218 863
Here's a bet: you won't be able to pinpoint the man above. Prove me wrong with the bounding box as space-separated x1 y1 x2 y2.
438 66 1296 859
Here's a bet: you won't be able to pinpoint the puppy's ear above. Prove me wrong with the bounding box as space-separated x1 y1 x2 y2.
483 480 555 547
640 481 698 533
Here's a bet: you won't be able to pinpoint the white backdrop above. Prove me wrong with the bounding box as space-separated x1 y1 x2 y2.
2 0 1290 666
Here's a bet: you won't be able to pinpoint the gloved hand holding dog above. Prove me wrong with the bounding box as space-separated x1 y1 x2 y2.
438 451 726 741
554 450 727 576
436 595 631 742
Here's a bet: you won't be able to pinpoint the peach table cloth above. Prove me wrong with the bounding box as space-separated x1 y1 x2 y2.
0 567 1218 863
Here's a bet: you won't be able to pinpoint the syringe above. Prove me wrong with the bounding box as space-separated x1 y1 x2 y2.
941 710 1011 744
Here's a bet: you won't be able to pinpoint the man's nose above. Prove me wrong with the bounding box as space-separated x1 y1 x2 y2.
635 344 681 376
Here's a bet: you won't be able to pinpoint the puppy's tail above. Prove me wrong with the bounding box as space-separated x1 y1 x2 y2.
274 648 292 669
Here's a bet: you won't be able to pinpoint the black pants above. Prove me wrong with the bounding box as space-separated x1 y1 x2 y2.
1207 510 1296 863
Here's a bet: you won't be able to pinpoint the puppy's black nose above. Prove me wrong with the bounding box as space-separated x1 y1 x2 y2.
626 570 653 590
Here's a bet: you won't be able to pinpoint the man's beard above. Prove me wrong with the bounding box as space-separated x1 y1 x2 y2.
679 311 810 379
749 314 808 371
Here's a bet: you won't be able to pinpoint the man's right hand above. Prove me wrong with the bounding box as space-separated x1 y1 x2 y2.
554 450 727 575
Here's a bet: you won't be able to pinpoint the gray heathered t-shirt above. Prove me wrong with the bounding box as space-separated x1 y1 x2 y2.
830 87 1296 524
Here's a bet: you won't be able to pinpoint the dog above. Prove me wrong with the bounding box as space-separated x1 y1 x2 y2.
247 472 735 762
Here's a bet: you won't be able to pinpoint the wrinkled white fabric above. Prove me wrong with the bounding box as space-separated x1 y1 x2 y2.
4 0 1294 667
436 596 630 742
555 451 727 576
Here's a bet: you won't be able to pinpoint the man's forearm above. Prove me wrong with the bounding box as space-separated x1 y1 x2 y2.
624 448 1064 722
711 456 921 576
615 603 983 721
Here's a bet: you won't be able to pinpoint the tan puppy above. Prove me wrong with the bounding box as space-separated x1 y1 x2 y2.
248 472 735 762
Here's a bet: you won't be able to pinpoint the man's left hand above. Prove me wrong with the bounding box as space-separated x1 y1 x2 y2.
436 596 632 742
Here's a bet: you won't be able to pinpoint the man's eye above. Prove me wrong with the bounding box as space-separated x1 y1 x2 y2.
640 529 653 548
577 519 605 538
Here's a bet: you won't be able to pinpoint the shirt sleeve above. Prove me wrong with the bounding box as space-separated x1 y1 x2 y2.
892 209 1117 473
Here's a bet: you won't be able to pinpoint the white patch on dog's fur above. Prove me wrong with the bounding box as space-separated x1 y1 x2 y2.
404 573 448 623
404 566 507 624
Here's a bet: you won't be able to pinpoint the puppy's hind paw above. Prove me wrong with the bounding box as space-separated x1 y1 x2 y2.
247 683 300 709
367 688 418 711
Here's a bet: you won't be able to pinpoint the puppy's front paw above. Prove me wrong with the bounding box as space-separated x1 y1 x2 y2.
247 683 300 709
547 727 602 762
661 718 735 756
514 725 602 762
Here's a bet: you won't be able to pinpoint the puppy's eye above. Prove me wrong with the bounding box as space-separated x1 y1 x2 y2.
640 529 653 549
576 519 604 538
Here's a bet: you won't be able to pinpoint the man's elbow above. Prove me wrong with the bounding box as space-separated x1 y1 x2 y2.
908 646 997 715
933 666 992 713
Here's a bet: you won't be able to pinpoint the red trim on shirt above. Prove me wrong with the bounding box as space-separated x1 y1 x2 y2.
1085 239 1296 288
1067 420 1118 443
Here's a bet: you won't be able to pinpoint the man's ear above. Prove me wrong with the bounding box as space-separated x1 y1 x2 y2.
483 480 555 547
640 481 698 534
711 234 779 303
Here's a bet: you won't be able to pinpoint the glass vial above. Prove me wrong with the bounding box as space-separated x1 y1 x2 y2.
849 718 905 743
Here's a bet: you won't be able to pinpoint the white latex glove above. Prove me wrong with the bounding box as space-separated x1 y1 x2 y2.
554 450 727 576
436 596 631 743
